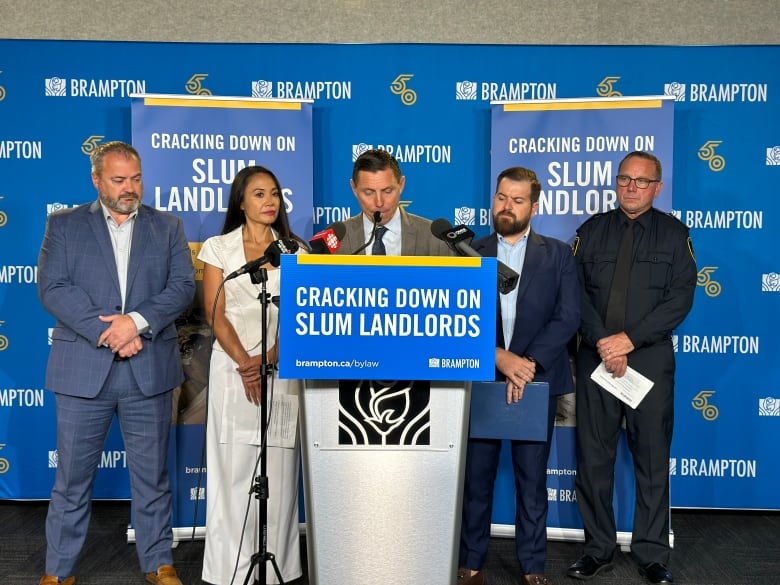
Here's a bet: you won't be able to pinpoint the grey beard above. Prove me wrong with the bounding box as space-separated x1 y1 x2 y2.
100 194 140 214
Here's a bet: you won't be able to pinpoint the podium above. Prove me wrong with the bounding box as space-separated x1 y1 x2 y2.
278 254 498 585
299 378 469 584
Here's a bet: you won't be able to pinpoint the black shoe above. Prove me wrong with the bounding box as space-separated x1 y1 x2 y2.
639 562 673 583
566 555 614 580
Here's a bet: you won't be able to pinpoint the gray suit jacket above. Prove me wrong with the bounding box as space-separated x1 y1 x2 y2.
334 209 452 256
38 201 195 398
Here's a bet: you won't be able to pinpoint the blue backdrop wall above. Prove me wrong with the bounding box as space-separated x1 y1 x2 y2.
1 42 778 523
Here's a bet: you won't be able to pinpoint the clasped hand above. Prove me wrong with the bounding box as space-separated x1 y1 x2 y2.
496 348 536 404
97 314 143 358
596 332 634 378
237 346 278 405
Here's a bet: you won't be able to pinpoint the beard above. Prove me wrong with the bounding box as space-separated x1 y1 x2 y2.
100 192 141 215
493 212 529 237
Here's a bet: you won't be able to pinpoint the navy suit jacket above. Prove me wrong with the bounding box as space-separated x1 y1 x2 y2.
472 230 580 396
38 201 195 398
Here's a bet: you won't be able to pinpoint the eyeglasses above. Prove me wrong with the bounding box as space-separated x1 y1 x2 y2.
616 175 660 189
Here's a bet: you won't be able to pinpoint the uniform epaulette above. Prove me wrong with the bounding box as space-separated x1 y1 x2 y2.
663 209 687 225
577 210 611 230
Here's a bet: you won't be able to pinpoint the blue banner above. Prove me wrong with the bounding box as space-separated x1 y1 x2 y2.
128 94 314 528
132 94 314 242
486 97 676 532
0 40 778 520
491 96 675 243
278 255 497 381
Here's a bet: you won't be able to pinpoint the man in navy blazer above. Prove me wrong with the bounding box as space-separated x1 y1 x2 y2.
458 167 580 585
37 141 195 585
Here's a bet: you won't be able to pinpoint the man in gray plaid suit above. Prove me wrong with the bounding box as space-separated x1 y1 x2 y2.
37 141 195 585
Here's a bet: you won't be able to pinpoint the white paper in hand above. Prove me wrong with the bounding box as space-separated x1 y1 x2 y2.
590 362 654 409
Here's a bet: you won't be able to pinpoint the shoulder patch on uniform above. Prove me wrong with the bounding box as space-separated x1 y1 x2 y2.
580 211 607 227
572 236 580 256
687 237 695 262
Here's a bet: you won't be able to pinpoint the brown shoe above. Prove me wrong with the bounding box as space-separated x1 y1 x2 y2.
38 577 76 585
38 575 76 585
522 575 553 585
145 565 183 585
457 567 486 585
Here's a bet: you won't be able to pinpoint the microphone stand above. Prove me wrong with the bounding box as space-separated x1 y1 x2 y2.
243 266 285 585
351 210 382 255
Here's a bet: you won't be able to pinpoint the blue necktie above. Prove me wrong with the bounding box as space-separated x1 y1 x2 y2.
372 225 388 256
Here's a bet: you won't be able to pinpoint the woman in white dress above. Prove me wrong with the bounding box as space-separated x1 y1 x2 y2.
198 165 306 585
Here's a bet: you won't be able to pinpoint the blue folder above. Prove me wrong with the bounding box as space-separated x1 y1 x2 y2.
469 381 549 441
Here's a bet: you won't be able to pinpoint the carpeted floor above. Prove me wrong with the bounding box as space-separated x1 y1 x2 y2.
2 501 778 585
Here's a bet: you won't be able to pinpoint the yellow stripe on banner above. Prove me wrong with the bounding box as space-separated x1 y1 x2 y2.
503 99 664 112
142 97 302 110
294 255 483 267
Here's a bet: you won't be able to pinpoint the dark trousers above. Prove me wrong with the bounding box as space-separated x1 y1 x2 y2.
459 394 557 575
574 343 675 566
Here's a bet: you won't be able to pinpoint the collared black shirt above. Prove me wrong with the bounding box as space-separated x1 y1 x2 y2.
574 207 697 349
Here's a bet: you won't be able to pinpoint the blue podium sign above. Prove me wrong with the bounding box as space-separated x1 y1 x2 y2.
278 255 497 381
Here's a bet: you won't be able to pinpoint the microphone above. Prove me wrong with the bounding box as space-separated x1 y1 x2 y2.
224 238 300 281
430 218 520 294
309 221 346 254
351 211 383 255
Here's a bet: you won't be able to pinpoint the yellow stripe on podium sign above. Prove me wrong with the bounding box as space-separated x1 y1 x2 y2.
293 255 484 267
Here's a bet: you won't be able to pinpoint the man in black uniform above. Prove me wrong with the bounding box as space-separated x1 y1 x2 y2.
567 151 696 584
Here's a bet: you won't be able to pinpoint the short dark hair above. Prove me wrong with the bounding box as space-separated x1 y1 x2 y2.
90 141 141 175
495 167 542 203
351 149 402 184
618 150 663 179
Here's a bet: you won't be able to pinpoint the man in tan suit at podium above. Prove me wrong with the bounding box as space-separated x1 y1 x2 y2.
332 149 452 257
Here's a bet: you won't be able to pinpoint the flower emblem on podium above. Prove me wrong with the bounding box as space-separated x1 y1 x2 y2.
338 380 430 446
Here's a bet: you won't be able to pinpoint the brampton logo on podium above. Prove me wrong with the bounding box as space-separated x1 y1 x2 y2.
338 380 430 446
767 146 780 165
